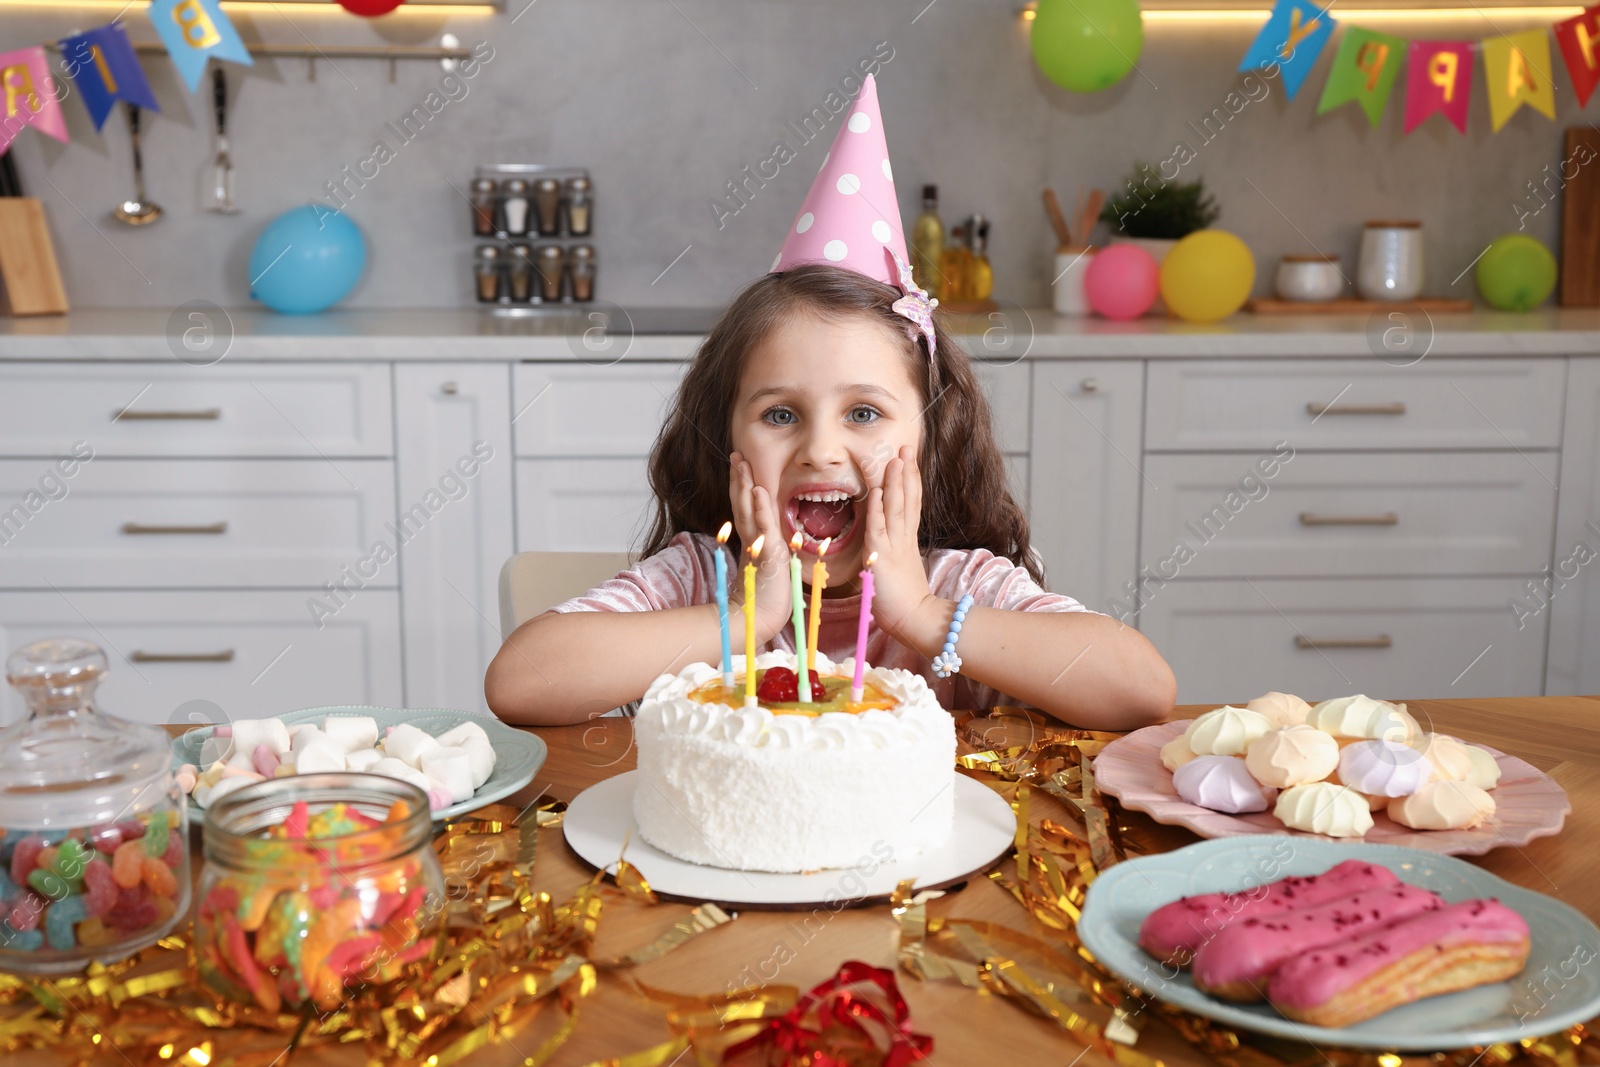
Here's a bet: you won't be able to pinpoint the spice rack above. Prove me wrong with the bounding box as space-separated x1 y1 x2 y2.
469 164 595 316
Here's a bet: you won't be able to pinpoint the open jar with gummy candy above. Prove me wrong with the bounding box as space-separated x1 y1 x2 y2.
0 638 190 973
195 773 445 1012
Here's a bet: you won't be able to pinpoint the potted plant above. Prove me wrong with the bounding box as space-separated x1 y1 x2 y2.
1100 162 1221 263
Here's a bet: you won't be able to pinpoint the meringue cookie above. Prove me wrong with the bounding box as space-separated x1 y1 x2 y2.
1336 739 1431 798
1408 732 1473 782
1246 691 1313 729
1173 755 1277 814
1160 733 1198 772
1462 744 1502 791
1274 781 1375 837
1387 780 1496 830
1244 725 1339 788
1306 695 1414 744
1324 767 1386 810
1184 706 1272 757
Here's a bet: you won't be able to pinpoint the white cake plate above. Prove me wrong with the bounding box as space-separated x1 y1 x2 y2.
562 771 1016 909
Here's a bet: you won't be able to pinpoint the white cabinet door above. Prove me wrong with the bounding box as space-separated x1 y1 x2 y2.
1029 362 1143 619
970 361 1031 456
0 589 403 726
511 364 685 457
394 365 515 714
1548 358 1600 696
515 459 651 553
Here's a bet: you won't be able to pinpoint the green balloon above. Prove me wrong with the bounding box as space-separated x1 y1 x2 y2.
1030 0 1144 93
1475 234 1557 312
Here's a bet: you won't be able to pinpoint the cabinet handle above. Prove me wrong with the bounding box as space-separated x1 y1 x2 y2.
1305 401 1407 417
130 649 236 663
112 407 222 421
1080 377 1099 393
440 382 459 396
1299 512 1399 526
1295 635 1393 650
121 522 229 535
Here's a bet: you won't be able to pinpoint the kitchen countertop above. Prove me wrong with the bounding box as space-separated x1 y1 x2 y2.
0 306 1596 361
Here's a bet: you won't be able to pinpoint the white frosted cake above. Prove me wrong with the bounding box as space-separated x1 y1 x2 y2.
632 650 956 873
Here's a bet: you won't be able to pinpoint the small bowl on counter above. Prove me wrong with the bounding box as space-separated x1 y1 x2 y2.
1275 254 1346 303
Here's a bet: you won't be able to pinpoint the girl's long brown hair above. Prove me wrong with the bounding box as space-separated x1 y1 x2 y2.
642 263 1044 585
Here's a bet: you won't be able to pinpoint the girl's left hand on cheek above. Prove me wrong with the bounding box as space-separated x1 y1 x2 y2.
863 445 939 642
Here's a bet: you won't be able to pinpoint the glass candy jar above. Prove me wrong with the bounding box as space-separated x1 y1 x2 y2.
0 638 189 973
195 773 445 1012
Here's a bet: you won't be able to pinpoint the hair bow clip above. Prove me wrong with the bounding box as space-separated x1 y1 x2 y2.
888 248 938 361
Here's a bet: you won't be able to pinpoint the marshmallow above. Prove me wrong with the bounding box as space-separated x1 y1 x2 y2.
323 715 380 755
426 787 453 811
176 764 199 793
384 724 443 769
422 749 475 804
293 738 347 775
371 757 432 794
219 765 267 783
435 721 491 749
290 725 325 751
252 744 280 779
459 737 497 790
233 718 292 757
345 748 384 773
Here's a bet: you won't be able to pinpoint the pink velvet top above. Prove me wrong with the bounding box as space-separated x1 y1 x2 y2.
550 531 1100 710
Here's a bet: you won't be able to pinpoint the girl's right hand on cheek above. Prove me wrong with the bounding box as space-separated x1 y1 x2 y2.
729 452 792 643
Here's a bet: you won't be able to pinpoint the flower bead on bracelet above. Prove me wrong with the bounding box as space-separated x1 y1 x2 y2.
931 595 975 679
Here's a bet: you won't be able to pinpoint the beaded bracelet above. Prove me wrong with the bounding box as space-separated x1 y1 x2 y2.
931 595 975 679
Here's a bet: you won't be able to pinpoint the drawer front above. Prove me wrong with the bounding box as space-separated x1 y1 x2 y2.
972 361 1030 455
1140 451 1558 578
0 590 403 726
0 363 394 458
0 459 396 588
516 458 652 552
513 364 684 457
1139 577 1546 704
1145 359 1565 452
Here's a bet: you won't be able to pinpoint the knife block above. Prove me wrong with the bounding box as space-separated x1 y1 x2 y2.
0 198 67 316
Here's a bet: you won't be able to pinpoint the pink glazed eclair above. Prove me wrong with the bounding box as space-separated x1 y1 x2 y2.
1191 883 1447 1001
1139 859 1400 965
1268 898 1530 1028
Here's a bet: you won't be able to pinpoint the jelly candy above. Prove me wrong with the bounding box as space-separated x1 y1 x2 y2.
45 896 87 950
141 855 177 897
111 841 144 889
113 820 145 841
1 924 42 952
142 811 170 859
9 836 43 885
76 917 115 947
160 833 184 869
87 825 122 855
8 892 43 931
82 860 118 918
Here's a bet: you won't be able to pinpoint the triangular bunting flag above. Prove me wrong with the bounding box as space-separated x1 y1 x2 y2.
1482 29 1556 132
1554 3 1600 108
1239 0 1337 100
1403 41 1473 134
59 23 160 132
147 0 253 93
0 47 69 154
1317 26 1405 126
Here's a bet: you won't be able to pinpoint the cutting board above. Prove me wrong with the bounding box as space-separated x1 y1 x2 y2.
1560 127 1600 308
0 198 67 316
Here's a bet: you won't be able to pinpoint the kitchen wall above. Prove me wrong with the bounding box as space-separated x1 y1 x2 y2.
4 0 1589 311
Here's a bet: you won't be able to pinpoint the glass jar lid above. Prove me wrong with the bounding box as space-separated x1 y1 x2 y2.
1 637 175 829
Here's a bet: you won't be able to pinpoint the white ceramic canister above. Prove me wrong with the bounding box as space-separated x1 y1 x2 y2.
1357 221 1423 302
1053 247 1095 316
1275 254 1345 302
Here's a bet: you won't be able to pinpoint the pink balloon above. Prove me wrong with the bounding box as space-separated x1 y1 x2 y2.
1083 244 1160 320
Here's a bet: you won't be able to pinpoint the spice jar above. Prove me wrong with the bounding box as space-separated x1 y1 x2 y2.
535 244 565 302
195 773 445 1012
569 244 596 302
506 243 534 303
500 178 531 238
0 638 189 973
565 176 592 236
473 245 504 303
532 178 562 237
469 177 498 237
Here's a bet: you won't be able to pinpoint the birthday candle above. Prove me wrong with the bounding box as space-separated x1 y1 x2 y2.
744 535 763 708
851 552 877 703
789 532 811 702
715 522 734 689
807 537 831 675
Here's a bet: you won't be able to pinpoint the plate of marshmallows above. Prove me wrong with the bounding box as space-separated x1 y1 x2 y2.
1092 693 1569 857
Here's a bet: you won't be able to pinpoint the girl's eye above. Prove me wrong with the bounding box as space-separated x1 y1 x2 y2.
762 407 797 427
847 406 881 425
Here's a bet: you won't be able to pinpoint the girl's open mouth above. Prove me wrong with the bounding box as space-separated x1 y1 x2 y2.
784 488 858 554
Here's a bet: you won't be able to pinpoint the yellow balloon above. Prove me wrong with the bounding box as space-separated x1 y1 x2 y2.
1159 230 1256 323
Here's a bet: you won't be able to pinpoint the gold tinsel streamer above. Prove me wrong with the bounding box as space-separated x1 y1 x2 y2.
0 798 735 1066
912 709 1600 1067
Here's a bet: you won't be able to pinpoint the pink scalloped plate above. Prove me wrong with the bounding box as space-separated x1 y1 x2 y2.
1092 721 1569 857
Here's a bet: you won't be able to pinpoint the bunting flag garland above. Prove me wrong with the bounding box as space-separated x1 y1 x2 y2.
1482 28 1557 132
0 47 69 154
1553 3 1600 108
1403 40 1474 134
1239 0 1337 100
58 24 160 132
1317 25 1406 126
146 0 252 93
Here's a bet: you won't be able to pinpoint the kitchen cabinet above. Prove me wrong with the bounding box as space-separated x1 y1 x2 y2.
1547 358 1600 696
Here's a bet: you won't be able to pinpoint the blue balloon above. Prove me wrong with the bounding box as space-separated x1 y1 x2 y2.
248 206 367 314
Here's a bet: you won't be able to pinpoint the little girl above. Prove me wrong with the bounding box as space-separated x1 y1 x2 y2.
485 77 1174 730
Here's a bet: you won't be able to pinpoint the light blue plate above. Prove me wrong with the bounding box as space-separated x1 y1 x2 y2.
171 705 546 823
1080 837 1600 1051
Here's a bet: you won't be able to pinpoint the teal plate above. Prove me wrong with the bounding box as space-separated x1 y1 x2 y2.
1079 837 1600 1051
171 705 546 823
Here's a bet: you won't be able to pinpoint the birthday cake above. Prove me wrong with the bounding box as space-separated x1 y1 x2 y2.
632 650 956 873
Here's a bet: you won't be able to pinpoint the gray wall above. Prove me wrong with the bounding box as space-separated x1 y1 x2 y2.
4 1 1587 311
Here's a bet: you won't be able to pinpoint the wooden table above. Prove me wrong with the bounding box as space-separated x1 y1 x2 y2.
493 695 1600 1066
